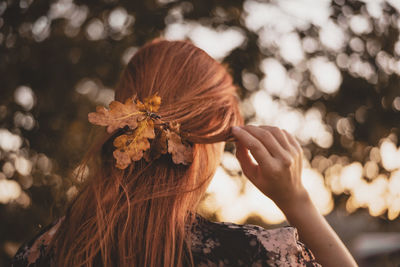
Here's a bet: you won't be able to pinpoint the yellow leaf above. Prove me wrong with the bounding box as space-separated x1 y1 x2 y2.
144 94 161 112
112 119 156 169
136 93 161 112
88 96 145 133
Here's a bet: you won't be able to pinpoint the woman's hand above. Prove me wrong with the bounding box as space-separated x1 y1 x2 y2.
232 125 358 267
231 125 308 209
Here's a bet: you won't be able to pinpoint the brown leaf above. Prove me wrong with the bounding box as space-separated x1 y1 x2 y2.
88 96 145 133
166 129 193 165
113 119 155 169
113 150 133 170
136 93 161 112
143 128 168 162
168 121 181 132
88 93 166 169
157 129 168 154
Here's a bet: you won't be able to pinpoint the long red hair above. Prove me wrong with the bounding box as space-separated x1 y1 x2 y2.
50 38 244 266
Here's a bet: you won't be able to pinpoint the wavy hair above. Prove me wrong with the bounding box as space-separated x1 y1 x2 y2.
50 38 244 267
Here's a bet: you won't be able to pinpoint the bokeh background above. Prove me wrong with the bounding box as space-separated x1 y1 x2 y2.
1 0 400 266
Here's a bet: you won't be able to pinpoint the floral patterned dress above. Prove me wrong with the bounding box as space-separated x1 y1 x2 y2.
11 213 321 266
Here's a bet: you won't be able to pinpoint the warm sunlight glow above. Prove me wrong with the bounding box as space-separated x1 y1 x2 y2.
302 168 334 215
164 22 246 60
202 159 336 224
380 138 400 171
0 178 22 204
0 129 22 152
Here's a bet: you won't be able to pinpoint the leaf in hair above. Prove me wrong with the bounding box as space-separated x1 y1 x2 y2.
136 93 161 112
166 122 193 165
88 93 193 169
88 96 146 133
143 128 168 162
113 119 155 169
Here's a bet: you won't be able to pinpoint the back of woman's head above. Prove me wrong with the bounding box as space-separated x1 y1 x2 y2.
51 38 244 267
116 38 241 143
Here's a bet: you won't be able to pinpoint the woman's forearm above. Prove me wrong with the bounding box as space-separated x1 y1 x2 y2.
231 125 357 266
280 193 358 267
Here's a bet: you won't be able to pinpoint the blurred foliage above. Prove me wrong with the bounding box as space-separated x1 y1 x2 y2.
1 0 400 265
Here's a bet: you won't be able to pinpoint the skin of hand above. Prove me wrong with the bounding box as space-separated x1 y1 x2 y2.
231 125 358 267
231 125 308 209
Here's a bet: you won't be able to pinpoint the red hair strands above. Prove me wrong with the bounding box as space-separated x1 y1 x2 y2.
50 38 244 267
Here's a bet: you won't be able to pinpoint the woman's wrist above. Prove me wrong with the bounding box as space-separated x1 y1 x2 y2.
274 187 313 216
277 190 358 267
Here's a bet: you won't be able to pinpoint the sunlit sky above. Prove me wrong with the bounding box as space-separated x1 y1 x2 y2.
1 0 400 225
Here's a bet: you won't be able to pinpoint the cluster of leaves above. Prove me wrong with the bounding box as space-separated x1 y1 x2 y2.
88 94 193 169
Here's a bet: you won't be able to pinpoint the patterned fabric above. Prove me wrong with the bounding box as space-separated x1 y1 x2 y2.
11 217 63 267
11 214 321 266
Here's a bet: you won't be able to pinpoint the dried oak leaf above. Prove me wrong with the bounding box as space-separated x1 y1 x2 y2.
88 96 145 133
166 127 193 165
136 94 161 112
113 119 155 169
143 127 168 162
168 121 181 132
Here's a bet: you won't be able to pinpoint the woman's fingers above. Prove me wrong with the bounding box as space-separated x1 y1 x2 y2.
235 140 258 179
242 125 292 164
282 129 303 154
280 130 303 179
231 125 309 210
260 126 292 152
231 126 271 166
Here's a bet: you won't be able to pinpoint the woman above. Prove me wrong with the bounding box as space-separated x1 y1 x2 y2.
11 38 357 267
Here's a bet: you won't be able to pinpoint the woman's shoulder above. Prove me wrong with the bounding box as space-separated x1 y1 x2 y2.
11 217 64 267
191 213 321 266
